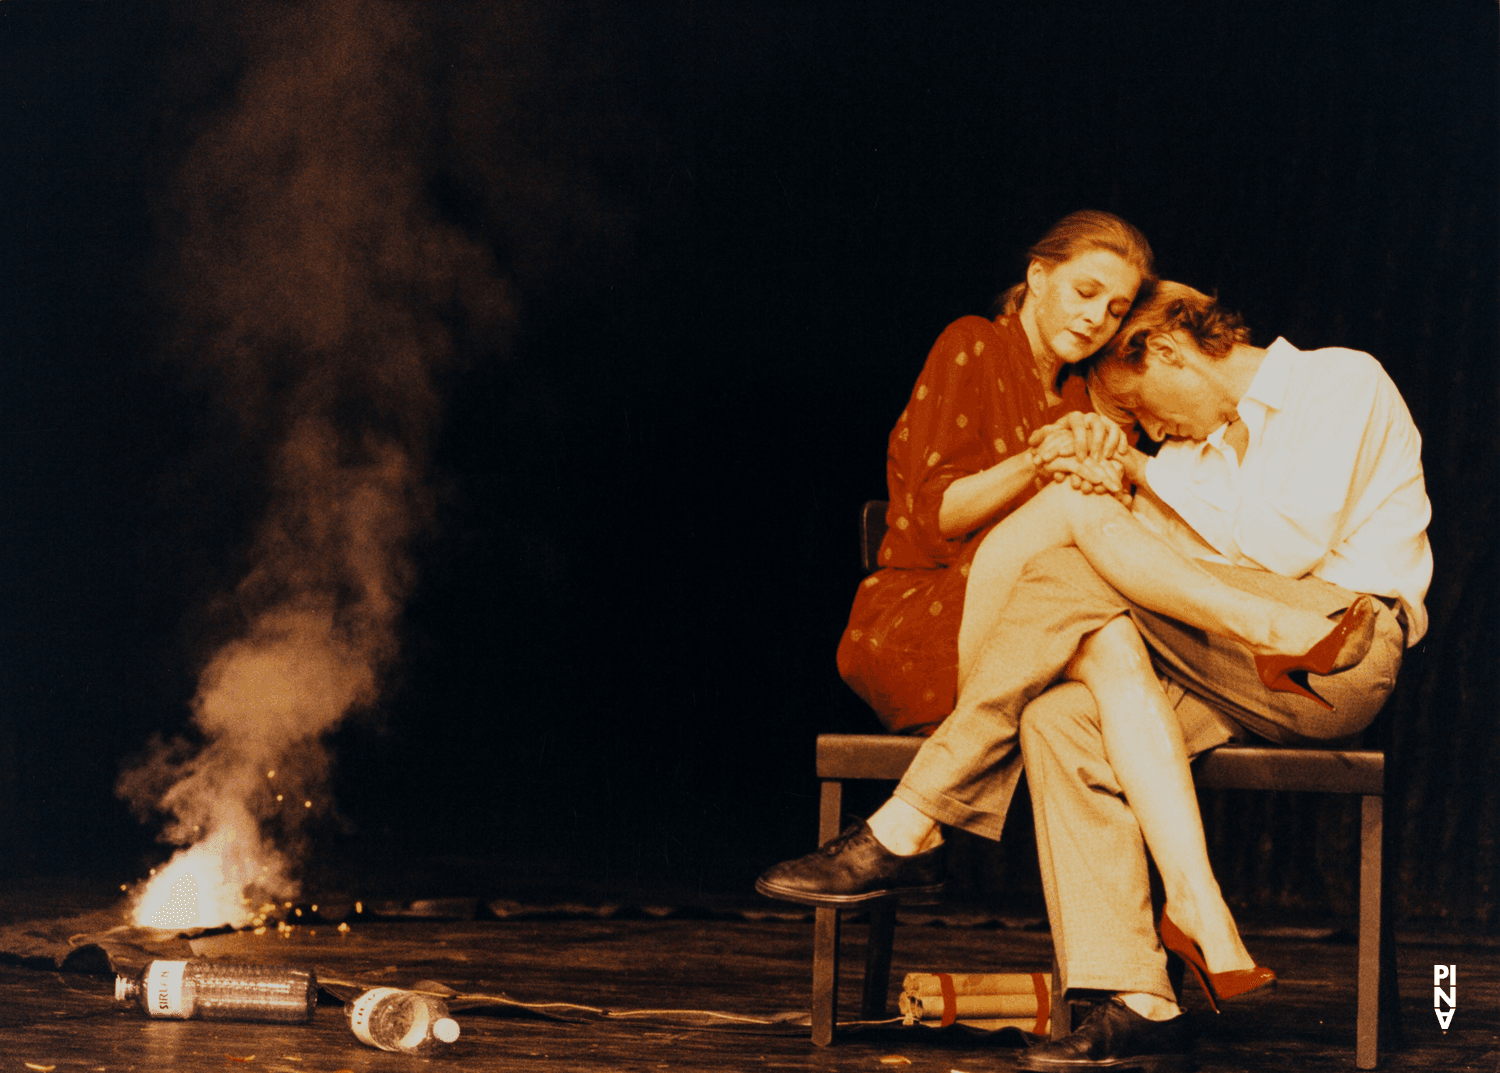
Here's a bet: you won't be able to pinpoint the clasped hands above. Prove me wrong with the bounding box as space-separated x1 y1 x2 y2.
1029 412 1133 506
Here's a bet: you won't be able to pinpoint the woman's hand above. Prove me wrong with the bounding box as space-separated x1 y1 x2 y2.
938 414 1133 539
1029 413 1130 497
1042 453 1131 501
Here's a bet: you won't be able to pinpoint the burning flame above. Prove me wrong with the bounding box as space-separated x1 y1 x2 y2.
124 597 387 928
131 832 270 930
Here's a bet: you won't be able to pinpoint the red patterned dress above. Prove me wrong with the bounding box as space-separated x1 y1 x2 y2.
836 314 1095 734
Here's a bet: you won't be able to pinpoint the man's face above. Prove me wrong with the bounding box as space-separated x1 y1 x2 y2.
1098 336 1231 443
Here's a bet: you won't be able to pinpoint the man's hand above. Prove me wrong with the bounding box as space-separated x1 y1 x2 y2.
1029 413 1131 498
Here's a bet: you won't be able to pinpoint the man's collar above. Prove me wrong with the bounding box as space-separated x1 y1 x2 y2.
1240 337 1297 413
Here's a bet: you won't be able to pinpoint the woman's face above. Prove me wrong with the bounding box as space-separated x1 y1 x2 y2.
1026 249 1141 366
1096 334 1234 442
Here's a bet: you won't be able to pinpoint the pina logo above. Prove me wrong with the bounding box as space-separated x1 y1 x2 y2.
1433 964 1456 1031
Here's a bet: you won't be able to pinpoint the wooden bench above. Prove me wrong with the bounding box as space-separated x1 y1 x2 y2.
806 502 1400 1069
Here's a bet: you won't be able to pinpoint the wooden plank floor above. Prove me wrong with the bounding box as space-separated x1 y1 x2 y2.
0 902 1494 1072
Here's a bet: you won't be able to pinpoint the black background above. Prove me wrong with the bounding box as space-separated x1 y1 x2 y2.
0 1 1495 926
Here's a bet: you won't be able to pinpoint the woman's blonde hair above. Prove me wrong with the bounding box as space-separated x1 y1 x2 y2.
996 210 1156 315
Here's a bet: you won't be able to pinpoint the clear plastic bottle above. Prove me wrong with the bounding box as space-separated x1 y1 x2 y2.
115 959 318 1023
345 987 461 1053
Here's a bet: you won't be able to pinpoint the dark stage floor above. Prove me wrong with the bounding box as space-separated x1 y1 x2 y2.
0 875 1494 1072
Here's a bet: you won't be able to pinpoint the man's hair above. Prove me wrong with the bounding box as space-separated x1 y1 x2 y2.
1100 280 1251 369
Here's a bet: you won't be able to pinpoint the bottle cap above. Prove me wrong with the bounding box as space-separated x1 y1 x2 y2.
433 1017 460 1043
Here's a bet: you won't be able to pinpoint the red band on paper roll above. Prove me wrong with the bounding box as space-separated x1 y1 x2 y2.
938 973 958 1028
1031 972 1050 1037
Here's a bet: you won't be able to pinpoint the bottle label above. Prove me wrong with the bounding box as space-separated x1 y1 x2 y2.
348 987 401 1048
146 961 189 1019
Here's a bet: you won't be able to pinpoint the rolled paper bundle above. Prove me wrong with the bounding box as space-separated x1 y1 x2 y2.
899 971 1051 1035
902 972 1045 996
899 991 1042 1020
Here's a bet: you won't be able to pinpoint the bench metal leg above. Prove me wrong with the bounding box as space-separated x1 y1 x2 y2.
812 906 840 1046
818 778 845 846
812 779 844 1046
862 898 897 1019
1357 792 1403 1068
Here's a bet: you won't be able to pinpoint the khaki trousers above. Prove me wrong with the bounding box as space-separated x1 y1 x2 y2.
894 547 1405 1000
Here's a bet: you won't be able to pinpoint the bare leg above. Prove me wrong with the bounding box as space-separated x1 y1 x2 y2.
884 486 1339 861
1065 615 1254 973
957 483 1341 688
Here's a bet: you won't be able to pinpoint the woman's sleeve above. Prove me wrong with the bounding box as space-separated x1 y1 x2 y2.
883 319 992 566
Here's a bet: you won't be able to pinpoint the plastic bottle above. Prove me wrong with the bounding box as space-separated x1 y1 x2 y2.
115 959 318 1023
345 987 461 1053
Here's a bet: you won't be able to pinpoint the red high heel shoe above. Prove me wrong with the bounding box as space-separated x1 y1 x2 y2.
1159 913 1276 1014
1252 595 1378 711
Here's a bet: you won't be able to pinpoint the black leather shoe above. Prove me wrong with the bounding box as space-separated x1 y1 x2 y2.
753 820 945 907
1018 996 1191 1072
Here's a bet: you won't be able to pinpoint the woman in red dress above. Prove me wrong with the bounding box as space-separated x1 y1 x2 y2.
838 211 1152 734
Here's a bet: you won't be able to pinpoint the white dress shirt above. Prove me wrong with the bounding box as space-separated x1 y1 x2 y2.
1142 337 1432 644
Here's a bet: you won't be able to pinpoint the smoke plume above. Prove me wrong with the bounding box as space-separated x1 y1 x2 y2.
118 0 509 924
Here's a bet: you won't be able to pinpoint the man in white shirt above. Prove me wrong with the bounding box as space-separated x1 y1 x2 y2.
1117 331 1429 646
1006 284 1431 1069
